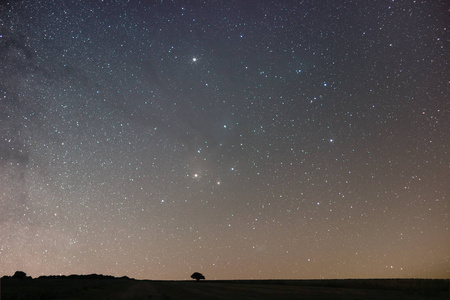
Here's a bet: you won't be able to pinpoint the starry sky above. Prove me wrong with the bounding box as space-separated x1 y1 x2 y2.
0 0 448 280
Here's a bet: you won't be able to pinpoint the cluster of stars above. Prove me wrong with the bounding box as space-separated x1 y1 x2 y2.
0 0 448 280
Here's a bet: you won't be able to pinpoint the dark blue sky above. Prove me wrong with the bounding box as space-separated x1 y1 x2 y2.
0 0 448 279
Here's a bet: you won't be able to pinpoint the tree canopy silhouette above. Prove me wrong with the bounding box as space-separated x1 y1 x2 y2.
12 271 28 279
190 272 205 281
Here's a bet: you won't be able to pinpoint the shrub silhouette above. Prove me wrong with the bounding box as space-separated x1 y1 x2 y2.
12 271 28 279
190 272 205 281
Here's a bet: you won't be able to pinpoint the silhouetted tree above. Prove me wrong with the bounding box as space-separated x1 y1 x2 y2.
190 272 205 281
12 271 28 279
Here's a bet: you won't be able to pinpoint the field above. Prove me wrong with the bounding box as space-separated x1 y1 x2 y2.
1 277 448 299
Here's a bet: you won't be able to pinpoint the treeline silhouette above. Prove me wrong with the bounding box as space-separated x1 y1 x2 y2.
37 274 132 280
1 271 133 281
1 271 136 300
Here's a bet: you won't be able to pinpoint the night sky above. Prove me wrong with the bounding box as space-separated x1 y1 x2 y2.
0 0 448 280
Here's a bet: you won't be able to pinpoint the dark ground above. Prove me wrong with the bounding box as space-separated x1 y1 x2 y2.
1 277 448 299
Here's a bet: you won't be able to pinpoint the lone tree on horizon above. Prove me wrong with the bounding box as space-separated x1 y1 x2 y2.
190 272 205 281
